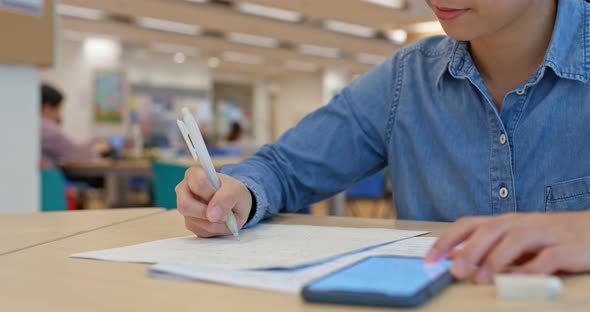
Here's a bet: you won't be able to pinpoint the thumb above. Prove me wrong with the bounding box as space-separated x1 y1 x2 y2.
206 183 239 223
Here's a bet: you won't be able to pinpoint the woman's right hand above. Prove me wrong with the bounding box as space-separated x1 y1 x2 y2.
175 167 252 238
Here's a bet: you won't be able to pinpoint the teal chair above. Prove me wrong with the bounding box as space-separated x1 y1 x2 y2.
40 168 68 212
151 161 190 209
152 161 312 214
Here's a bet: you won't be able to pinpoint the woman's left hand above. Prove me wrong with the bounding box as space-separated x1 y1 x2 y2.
425 211 590 284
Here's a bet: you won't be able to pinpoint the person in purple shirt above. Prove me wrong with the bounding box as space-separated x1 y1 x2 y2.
40 84 111 167
176 0 590 283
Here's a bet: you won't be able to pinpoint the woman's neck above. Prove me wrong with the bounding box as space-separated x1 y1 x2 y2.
469 0 557 104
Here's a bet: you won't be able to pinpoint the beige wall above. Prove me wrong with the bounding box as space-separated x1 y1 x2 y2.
252 80 271 146
273 72 324 140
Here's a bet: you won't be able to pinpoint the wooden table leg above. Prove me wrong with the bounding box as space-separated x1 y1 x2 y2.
105 173 119 208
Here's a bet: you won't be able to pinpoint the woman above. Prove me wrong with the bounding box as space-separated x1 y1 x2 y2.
176 0 590 283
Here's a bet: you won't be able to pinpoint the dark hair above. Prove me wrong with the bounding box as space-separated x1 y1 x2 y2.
226 122 243 142
41 83 64 108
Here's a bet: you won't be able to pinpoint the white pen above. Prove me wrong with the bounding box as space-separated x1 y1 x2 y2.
177 107 240 240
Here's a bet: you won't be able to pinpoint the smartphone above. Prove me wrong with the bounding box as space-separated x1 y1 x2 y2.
302 256 454 308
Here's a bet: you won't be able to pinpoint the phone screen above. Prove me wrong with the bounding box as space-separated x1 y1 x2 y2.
306 256 453 297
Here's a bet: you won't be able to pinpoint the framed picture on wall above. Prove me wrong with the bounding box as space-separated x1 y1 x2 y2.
94 70 126 123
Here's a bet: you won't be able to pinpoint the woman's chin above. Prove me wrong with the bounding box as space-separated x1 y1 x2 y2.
440 24 481 41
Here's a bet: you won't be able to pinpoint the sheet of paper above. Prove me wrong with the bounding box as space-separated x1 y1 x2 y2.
147 237 438 293
72 224 428 269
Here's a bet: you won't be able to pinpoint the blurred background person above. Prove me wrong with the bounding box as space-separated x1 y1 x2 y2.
40 83 112 167
218 121 256 156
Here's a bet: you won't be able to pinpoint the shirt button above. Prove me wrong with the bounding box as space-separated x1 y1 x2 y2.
499 133 507 145
516 89 526 95
499 187 509 198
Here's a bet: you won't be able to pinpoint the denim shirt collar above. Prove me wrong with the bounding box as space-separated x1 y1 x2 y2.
439 0 590 84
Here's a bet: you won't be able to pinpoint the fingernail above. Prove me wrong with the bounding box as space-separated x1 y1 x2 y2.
425 248 441 262
208 205 224 222
475 268 492 284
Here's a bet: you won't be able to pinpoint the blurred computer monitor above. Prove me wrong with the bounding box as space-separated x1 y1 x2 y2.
109 135 128 153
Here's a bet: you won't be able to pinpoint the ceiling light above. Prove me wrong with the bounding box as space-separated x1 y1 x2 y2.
174 53 186 64
236 2 301 22
208 57 220 68
297 44 340 58
361 0 406 9
83 38 121 64
388 29 408 44
149 42 198 56
185 0 208 3
357 53 388 65
323 20 376 38
405 21 444 33
226 32 279 48
136 17 200 35
285 60 318 72
57 4 104 20
222 51 263 65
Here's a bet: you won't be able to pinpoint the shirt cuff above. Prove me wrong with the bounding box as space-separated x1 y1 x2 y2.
227 175 269 228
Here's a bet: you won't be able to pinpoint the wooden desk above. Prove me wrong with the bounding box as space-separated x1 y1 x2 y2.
62 160 152 207
174 156 244 169
0 208 163 256
1 211 589 311
62 160 152 177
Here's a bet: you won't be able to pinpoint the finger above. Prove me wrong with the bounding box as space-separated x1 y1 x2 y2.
448 243 467 258
206 178 242 223
185 167 217 202
425 216 490 262
515 245 590 275
512 252 538 266
478 228 555 280
452 217 524 280
185 216 231 238
175 180 208 219
184 217 211 237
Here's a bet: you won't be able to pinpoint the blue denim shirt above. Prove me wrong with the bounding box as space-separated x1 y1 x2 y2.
221 0 590 226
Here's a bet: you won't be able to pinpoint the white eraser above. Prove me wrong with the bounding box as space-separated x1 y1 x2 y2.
495 274 563 300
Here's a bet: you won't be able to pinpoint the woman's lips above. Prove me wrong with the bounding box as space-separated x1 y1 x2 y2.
434 6 469 20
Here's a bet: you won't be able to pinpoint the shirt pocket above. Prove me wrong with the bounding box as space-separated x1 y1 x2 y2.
545 176 590 212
